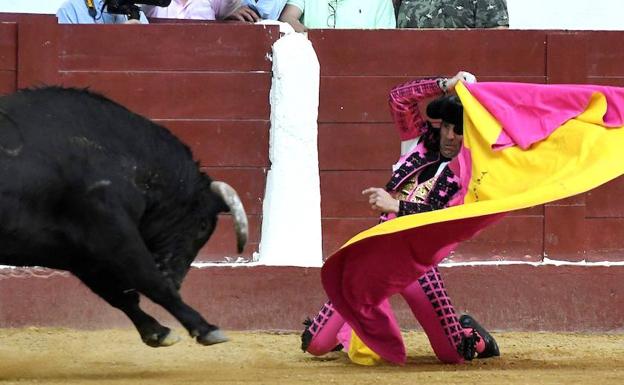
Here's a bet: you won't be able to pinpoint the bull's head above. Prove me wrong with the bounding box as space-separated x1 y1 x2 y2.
151 177 248 289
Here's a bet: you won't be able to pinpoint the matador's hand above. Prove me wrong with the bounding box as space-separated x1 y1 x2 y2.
446 71 477 91
362 187 400 214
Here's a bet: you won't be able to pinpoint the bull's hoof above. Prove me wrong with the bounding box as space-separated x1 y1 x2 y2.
196 329 229 346
143 330 181 347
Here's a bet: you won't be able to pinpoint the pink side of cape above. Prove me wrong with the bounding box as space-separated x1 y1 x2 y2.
465 83 624 150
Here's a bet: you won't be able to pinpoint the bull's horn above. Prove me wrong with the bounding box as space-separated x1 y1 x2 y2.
210 181 248 253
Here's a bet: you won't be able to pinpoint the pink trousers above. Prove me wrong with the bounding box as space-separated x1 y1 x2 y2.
305 267 484 363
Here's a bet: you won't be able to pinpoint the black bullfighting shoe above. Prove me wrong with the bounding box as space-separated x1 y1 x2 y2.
459 314 500 359
301 317 314 352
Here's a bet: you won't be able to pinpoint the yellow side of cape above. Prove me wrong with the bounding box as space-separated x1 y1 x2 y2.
339 83 624 251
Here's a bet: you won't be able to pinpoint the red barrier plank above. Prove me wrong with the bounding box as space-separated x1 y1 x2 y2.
453 215 544 262
511 205 543 216
0 13 57 24
2 265 622 331
0 23 16 71
59 71 271 120
321 170 391 217
322 218 379 257
59 24 278 72
309 30 547 77
17 20 60 88
322 213 543 261
544 204 587 261
319 123 399 170
202 167 267 216
0 13 56 23
585 218 624 262
158 120 269 168
586 77 624 87
0 70 15 94
197 215 261 261
319 75 546 123
586 177 624 218
548 32 624 85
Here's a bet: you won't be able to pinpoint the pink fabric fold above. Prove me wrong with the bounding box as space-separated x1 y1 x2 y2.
465 82 624 150
321 213 504 364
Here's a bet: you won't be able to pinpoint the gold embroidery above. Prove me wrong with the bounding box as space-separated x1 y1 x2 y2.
397 175 439 204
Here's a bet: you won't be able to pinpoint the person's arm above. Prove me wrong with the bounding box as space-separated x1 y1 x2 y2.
389 71 475 142
362 188 400 214
388 78 445 142
363 186 445 216
279 4 306 32
227 5 261 21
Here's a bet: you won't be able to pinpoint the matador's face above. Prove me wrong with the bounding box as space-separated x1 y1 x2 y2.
439 121 463 158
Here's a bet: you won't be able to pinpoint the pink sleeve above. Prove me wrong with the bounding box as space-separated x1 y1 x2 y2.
388 78 444 141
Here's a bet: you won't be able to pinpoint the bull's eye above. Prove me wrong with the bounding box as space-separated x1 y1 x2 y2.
200 221 208 231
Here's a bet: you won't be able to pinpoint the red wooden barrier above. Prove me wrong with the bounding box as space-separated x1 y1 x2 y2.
0 15 622 331
2 15 624 263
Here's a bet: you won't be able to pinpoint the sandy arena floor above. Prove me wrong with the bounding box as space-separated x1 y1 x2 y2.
0 328 622 385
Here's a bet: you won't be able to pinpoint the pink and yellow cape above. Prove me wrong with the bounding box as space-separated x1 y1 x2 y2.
321 82 624 365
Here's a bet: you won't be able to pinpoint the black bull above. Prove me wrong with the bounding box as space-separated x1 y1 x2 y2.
0 87 248 347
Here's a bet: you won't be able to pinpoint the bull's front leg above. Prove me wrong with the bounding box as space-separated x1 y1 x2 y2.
73 268 181 347
84 211 227 346
132 271 229 346
108 252 227 345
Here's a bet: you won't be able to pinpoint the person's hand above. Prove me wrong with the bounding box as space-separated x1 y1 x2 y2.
446 71 477 91
227 6 260 22
362 187 400 213
124 19 141 24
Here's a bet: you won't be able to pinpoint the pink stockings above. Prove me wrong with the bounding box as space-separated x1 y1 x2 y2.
304 267 484 364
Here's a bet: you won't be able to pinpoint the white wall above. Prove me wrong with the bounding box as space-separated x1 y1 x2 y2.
1 0 623 30
506 0 623 30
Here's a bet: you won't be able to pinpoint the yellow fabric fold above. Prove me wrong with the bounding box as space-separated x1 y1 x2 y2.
348 331 383 366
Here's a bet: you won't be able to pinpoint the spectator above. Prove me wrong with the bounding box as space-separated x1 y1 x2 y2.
243 0 287 20
279 0 396 33
301 72 500 366
57 0 149 24
142 0 260 22
395 0 509 28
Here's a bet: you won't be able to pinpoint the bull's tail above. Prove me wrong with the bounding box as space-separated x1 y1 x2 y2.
210 181 248 253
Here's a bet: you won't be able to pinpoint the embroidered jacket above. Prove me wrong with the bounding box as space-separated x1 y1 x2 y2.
385 78 462 217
